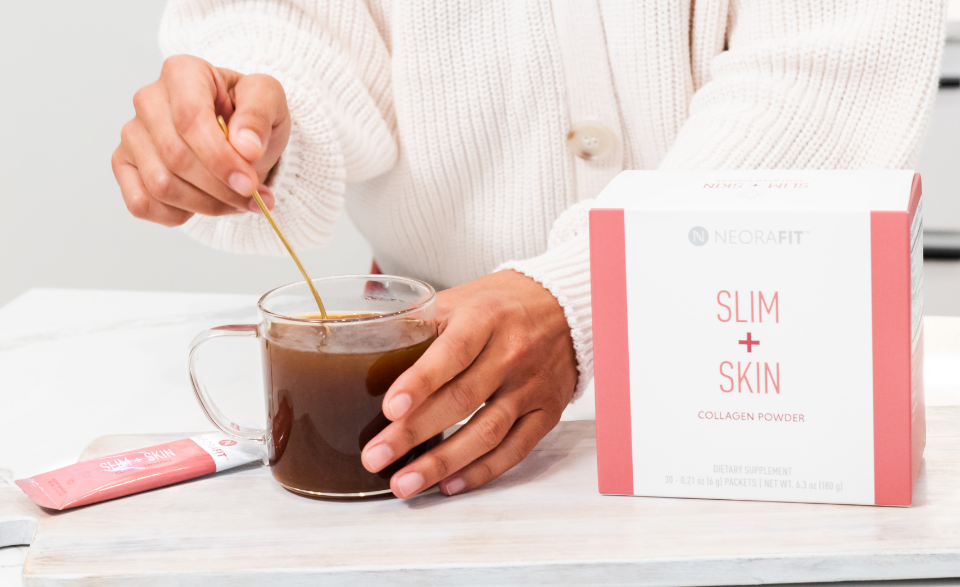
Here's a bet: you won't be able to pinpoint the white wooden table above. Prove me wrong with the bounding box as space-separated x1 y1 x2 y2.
1 406 959 586
2 289 960 585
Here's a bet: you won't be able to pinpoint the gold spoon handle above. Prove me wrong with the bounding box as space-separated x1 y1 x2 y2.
217 115 327 318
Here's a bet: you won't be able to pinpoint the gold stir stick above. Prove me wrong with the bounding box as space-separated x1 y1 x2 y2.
217 115 327 318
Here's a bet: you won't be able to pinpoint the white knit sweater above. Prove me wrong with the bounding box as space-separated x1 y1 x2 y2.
159 0 945 398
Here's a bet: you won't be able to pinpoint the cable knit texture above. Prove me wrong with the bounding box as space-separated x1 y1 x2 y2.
159 0 944 400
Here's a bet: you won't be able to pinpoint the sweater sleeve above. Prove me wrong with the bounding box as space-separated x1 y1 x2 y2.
500 0 945 401
158 0 397 255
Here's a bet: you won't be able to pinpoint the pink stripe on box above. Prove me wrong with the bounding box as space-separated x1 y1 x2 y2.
590 209 633 495
908 173 922 226
870 210 912 506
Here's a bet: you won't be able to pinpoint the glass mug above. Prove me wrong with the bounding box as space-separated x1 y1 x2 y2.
188 275 441 498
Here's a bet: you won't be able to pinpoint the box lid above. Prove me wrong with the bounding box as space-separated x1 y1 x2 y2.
594 170 916 212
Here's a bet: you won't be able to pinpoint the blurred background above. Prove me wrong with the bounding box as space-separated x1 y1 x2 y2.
0 1 372 308
1 1 960 312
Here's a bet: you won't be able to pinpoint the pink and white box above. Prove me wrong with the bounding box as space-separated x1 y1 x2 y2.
590 170 924 506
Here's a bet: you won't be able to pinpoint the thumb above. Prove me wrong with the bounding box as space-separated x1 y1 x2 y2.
225 73 291 173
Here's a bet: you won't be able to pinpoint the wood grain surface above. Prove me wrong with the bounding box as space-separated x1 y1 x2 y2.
5 407 958 586
0 488 42 550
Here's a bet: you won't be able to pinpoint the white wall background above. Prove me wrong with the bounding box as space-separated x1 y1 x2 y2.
0 1 372 308
1 1 959 316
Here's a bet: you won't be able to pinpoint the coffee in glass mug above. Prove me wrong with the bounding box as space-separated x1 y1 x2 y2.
188 275 441 497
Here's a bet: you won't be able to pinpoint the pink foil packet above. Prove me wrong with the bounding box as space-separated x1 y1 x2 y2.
15 433 263 510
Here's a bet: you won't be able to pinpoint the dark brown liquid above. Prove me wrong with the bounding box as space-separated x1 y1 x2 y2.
262 312 439 495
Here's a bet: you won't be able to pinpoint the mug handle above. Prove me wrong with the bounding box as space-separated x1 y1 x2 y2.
187 324 266 444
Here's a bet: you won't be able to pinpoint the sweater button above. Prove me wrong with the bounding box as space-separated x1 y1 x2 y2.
566 121 615 161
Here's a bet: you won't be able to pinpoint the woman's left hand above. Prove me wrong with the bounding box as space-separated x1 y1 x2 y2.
360 270 579 498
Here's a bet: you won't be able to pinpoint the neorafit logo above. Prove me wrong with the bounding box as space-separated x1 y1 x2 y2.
689 226 709 246
689 227 808 246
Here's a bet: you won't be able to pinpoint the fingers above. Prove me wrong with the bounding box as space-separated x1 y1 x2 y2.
121 118 245 217
161 57 259 196
352 272 578 500
133 82 251 211
389 401 518 498
381 312 495 421
112 148 193 227
438 409 558 497
117 55 290 227
361 350 506 475
228 73 290 167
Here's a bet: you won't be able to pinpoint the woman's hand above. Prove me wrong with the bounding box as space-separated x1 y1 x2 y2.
112 55 290 226
361 270 579 498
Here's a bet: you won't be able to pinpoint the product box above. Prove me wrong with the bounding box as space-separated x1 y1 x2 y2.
590 170 924 506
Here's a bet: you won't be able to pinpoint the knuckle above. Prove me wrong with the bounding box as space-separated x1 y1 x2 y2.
502 333 534 369
447 379 478 416
545 408 563 429
544 382 572 414
131 87 149 112
503 440 528 467
164 211 191 228
125 193 150 220
475 411 508 452
266 78 287 107
169 101 200 134
541 393 567 416
534 368 571 407
161 54 192 76
474 459 497 484
264 73 285 96
398 425 420 452
145 170 174 200
158 138 190 171
110 148 123 171
426 450 455 479
410 370 434 395
445 334 475 371
120 120 136 145
249 73 286 100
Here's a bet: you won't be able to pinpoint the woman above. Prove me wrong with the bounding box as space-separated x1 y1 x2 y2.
112 0 944 499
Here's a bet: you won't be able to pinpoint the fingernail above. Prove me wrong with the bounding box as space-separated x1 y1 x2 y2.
396 472 424 498
228 172 253 195
247 198 261 213
236 128 262 152
388 394 412 419
363 444 394 472
444 477 466 496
